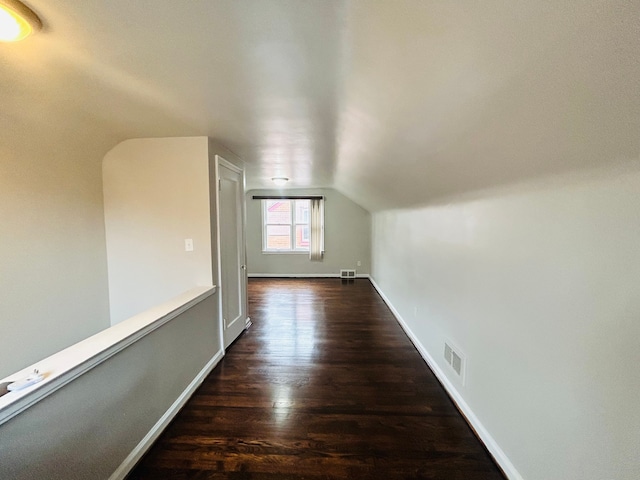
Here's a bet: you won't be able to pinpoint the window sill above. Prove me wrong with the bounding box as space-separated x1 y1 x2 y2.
261 251 310 255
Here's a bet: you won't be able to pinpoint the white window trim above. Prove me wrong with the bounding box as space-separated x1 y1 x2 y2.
261 199 311 253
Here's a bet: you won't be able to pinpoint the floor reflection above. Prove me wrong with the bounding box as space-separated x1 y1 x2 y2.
129 278 506 479
271 384 294 426
259 283 324 362
254 282 327 431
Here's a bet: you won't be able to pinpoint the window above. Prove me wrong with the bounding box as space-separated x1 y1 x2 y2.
263 199 311 252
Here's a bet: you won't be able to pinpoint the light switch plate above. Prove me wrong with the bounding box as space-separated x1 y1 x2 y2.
185 238 194 251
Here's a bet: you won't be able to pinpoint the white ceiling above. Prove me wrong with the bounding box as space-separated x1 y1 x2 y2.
2 1 639 210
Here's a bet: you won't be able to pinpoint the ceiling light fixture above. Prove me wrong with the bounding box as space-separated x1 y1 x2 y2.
0 0 42 42
271 177 289 186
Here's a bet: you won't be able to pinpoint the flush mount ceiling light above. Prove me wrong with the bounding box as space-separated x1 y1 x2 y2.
272 177 289 186
0 0 42 42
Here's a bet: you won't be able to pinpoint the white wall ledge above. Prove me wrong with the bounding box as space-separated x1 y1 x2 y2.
0 285 216 426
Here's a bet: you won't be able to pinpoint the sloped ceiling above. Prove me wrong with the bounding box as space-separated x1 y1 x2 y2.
2 1 639 211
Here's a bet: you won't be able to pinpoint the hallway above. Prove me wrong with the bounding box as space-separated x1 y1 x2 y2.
129 279 505 479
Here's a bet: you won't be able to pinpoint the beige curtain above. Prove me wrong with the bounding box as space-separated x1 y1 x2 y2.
309 198 324 261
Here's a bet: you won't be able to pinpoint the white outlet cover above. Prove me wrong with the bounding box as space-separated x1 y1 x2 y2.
185 238 194 251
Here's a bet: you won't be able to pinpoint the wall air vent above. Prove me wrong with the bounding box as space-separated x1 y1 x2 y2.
444 343 453 365
444 341 466 384
340 269 356 279
451 351 463 376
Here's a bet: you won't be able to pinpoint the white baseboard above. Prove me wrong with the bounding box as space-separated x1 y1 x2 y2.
109 349 225 480
368 276 523 480
249 273 370 279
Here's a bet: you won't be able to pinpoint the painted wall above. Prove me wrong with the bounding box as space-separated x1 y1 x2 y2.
0 137 111 379
103 137 213 324
246 188 371 276
371 165 640 480
0 292 220 480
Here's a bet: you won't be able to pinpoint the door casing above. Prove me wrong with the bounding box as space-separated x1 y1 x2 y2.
215 156 249 349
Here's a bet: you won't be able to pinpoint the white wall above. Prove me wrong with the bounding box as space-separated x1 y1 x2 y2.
0 137 111 378
246 188 371 276
371 165 640 480
103 137 213 324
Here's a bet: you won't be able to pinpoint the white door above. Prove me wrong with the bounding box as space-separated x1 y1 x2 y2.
217 157 248 349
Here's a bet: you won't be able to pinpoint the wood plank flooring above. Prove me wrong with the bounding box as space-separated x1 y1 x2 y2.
128 278 505 479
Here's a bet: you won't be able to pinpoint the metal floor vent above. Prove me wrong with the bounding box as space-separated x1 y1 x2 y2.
340 269 356 279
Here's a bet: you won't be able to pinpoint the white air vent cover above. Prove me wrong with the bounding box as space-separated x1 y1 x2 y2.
340 269 356 279
444 343 453 365
451 351 463 376
444 341 465 384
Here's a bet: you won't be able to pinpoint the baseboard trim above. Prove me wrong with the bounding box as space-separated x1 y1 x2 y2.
249 273 370 279
109 349 225 480
368 276 523 480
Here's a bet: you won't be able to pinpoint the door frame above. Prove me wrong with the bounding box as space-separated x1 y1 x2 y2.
215 155 249 351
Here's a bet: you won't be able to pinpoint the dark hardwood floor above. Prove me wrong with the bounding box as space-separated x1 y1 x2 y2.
128 278 505 479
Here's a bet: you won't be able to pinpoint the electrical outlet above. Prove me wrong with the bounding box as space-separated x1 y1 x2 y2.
357 260 362 267
185 238 194 251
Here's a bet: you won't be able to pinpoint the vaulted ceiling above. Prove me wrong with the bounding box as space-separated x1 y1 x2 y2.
3 1 639 210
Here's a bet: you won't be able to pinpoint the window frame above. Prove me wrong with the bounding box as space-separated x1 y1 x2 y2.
262 199 311 253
